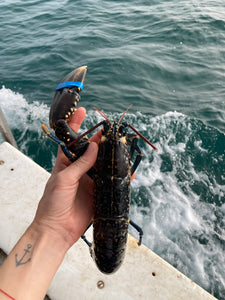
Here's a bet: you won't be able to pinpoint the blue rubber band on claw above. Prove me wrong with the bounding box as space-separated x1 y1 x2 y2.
56 81 84 91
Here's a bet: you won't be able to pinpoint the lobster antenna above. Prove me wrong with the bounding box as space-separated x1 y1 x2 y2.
118 104 132 124
93 107 111 123
128 123 158 151
68 120 105 147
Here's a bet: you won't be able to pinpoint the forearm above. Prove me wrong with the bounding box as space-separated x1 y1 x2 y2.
0 222 69 300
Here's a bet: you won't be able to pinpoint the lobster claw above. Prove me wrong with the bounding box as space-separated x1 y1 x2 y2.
49 66 87 129
42 66 91 163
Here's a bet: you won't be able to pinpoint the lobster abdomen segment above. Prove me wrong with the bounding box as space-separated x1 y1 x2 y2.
93 218 129 274
94 175 130 217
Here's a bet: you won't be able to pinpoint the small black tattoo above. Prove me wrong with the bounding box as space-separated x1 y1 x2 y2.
15 244 32 267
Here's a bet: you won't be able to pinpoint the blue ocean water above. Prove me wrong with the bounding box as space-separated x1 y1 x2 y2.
0 0 225 298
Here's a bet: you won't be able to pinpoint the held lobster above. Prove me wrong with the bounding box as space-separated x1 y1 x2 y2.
42 66 157 274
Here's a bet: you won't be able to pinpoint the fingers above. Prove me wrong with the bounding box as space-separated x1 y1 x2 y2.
62 142 98 184
68 107 86 132
89 129 102 144
68 106 102 144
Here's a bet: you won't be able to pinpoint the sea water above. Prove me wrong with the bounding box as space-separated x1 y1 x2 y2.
0 1 225 298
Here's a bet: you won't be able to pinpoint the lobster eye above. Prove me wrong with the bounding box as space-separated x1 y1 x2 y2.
118 124 124 134
103 121 110 133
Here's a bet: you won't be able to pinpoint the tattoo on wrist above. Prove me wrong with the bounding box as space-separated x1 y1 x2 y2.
15 244 32 267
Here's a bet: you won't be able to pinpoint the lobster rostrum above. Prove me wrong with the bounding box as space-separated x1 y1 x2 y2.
42 67 157 274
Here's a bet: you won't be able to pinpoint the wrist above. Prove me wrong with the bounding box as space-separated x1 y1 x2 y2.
30 219 71 254
0 222 69 300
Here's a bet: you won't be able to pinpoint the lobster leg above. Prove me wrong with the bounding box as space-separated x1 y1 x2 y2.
81 222 93 247
42 124 96 178
42 121 100 178
129 220 143 246
127 134 144 176
81 235 92 247
41 124 77 162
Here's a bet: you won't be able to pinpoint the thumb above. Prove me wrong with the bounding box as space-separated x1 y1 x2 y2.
62 142 98 183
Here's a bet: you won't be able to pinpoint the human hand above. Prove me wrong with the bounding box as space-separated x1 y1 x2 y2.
0 108 101 299
33 107 101 249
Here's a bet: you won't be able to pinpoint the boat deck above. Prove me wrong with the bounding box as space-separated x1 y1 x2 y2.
0 142 217 300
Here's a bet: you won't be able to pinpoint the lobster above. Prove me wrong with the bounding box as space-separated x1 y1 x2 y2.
42 66 157 274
